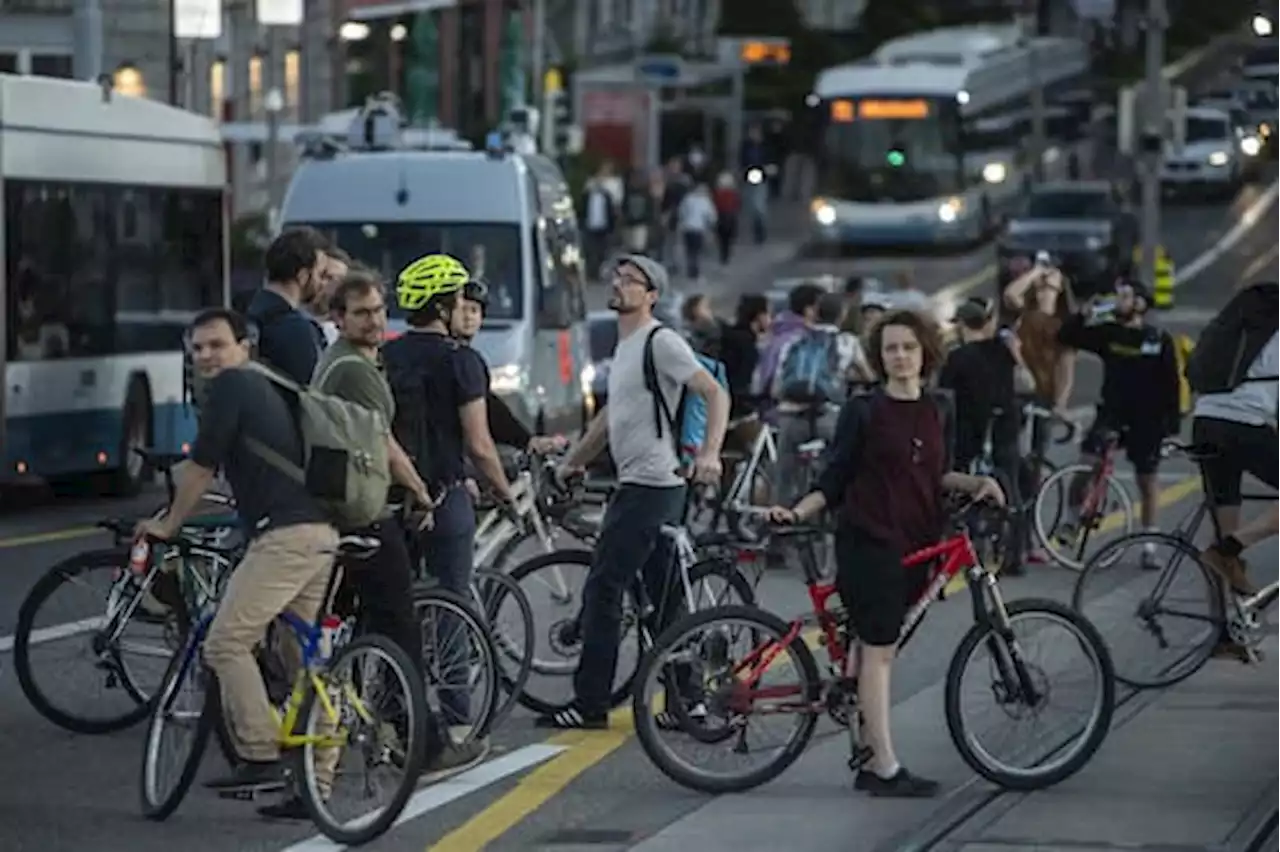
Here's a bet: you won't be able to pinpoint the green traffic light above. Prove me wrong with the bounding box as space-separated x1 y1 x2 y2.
886 149 905 167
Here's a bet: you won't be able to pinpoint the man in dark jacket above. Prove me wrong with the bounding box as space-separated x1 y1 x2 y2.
246 227 332 384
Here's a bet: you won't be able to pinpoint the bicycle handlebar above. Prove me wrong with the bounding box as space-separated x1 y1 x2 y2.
1022 402 1080 445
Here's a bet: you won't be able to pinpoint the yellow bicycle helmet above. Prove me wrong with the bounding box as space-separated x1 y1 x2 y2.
396 253 471 311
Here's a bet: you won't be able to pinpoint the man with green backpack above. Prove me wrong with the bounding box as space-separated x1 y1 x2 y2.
135 306 393 796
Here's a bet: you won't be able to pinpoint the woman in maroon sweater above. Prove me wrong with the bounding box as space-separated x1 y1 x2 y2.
770 310 1003 798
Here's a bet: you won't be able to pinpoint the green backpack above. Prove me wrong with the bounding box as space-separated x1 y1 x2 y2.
242 361 391 529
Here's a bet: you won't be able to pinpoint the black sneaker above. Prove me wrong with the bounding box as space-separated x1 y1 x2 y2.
257 794 309 820
204 759 288 794
533 707 608 730
854 767 941 798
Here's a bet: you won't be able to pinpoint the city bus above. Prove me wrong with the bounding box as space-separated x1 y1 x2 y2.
807 24 1091 248
1 74 228 494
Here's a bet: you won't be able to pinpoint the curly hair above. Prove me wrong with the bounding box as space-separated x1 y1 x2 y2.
866 309 945 381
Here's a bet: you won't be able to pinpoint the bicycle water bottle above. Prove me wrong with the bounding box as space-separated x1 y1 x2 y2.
128 539 151 575
319 615 343 658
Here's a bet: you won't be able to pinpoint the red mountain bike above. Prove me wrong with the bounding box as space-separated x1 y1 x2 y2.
632 501 1117 794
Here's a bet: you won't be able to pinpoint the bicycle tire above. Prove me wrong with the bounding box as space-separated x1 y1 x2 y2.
1070 531 1223 689
944 598 1116 791
474 568 535 730
413 588 501 742
632 604 821 794
139 634 214 820
1033 463 1133 571
15 549 169 734
294 634 429 846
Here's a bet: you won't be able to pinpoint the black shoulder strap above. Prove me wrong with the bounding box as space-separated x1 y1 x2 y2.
927 387 957 473
642 325 678 442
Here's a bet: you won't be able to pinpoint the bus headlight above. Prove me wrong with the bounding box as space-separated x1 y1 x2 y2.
746 167 764 184
1207 150 1229 167
982 162 1007 183
937 198 963 223
1252 13 1272 36
490 364 525 393
813 201 837 226
1241 136 1262 157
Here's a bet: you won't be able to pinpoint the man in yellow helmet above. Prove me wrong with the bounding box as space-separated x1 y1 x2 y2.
382 253 515 762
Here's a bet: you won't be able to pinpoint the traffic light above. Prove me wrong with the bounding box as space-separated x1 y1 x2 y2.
886 147 906 167
541 68 577 157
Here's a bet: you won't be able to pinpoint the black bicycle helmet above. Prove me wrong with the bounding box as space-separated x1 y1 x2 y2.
461 277 489 309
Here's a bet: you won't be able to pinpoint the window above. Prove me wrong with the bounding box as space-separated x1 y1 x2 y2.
1025 191 1113 219
1186 116 1228 144
31 54 73 78
285 49 300 118
299 221 524 321
113 65 146 97
0 53 19 73
4 180 225 361
249 55 263 115
210 60 225 118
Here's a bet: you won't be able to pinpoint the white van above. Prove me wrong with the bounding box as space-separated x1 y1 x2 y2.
1160 106 1255 196
280 119 591 435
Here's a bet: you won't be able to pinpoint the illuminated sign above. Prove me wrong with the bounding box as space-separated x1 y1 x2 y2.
858 99 931 120
739 40 791 65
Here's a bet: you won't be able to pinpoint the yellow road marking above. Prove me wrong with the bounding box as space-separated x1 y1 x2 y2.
0 525 100 551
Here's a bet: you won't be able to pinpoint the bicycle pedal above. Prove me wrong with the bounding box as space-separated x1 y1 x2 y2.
217 783 285 802
847 745 874 773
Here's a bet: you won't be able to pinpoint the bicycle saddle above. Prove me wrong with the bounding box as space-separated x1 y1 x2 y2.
132 446 188 472
796 439 827 460
337 535 381 559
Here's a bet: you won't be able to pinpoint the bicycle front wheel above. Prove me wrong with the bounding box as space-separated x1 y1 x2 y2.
945 598 1115 791
295 634 429 846
1071 532 1223 689
139 633 214 820
474 568 535 730
1033 463 1134 571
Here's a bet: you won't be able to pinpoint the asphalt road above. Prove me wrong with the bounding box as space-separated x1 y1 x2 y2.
0 164 1274 852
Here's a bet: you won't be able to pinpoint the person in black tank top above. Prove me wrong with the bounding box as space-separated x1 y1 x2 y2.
767 311 1005 800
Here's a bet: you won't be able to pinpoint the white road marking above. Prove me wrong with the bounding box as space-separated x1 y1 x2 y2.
0 616 104 653
1174 181 1279 285
276 743 567 852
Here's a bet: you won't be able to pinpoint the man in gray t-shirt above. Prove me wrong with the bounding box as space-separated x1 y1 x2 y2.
538 254 730 730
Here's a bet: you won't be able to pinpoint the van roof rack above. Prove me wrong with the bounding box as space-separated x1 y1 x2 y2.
296 93 475 159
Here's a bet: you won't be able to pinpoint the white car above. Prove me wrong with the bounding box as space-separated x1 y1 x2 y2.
1160 106 1252 195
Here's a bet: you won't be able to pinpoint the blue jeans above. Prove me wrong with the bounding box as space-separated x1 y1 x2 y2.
420 486 475 726
573 483 687 717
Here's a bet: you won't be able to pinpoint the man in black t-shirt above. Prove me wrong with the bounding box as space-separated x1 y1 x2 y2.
246 227 332 384
1058 281 1180 565
135 308 337 796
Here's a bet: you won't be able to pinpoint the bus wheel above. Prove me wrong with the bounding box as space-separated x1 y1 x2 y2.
106 378 152 497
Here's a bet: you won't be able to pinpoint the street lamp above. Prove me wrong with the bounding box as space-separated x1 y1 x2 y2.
1251 13 1273 37
264 86 284 230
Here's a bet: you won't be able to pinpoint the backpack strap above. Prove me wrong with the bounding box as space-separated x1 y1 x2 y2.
642 325 680 445
238 362 308 484
312 354 367 388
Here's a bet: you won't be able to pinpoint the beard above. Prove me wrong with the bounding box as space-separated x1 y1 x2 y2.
608 292 637 313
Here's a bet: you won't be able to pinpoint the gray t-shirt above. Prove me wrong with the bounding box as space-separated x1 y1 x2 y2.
607 319 703 486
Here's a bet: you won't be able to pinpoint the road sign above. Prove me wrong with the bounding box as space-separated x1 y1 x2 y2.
633 55 683 85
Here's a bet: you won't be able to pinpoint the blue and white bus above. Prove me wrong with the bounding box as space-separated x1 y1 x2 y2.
1 74 228 494
808 25 1091 248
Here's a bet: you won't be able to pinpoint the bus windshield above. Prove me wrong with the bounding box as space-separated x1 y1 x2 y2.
817 96 961 202
301 222 524 322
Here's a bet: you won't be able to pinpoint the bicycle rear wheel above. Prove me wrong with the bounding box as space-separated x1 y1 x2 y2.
633 604 821 794
414 588 500 743
139 631 215 820
474 568 535 729
1071 532 1222 689
945 598 1115 791
295 634 429 846
15 549 183 735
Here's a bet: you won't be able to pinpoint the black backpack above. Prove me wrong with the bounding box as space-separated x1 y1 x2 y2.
1185 282 1278 395
382 336 448 486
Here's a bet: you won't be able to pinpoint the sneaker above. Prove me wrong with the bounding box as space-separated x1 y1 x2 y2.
419 738 491 785
1200 547 1256 595
854 766 941 798
257 794 309 820
204 759 288 794
533 707 608 730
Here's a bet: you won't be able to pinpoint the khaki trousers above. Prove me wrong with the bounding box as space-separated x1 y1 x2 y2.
204 522 338 762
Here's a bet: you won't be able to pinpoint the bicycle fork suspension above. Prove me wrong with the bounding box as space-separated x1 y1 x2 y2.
970 570 1043 706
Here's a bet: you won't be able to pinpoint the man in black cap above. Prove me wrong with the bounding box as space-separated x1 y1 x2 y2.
940 297 1025 572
